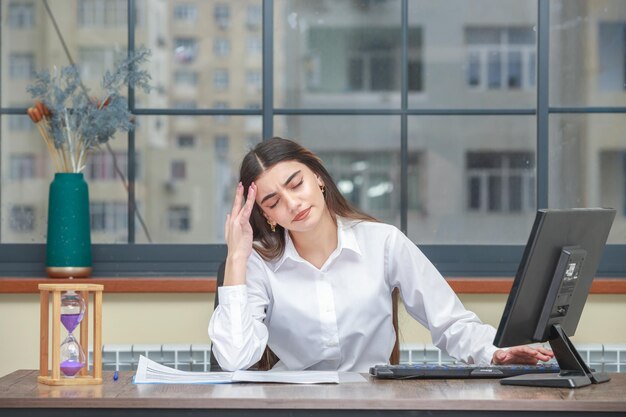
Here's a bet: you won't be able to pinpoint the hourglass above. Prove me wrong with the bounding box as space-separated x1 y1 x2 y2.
59 290 86 377
38 283 103 386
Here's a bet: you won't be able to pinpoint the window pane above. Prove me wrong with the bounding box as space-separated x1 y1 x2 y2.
135 0 262 109
551 0 626 106
274 116 401 227
134 116 261 243
549 114 626 243
275 0 404 109
409 0 536 108
408 116 536 244
0 116 48 242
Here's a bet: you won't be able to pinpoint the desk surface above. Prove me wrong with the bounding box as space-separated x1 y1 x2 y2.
1 370 625 416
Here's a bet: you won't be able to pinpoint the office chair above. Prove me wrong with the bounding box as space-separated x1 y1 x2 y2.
209 261 400 371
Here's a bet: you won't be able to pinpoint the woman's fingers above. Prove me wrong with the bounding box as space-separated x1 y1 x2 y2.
241 182 257 221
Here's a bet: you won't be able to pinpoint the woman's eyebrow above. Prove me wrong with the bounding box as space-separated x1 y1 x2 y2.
260 170 302 204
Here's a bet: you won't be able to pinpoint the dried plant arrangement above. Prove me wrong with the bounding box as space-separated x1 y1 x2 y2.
26 47 152 173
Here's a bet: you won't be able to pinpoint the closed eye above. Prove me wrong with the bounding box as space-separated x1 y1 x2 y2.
269 199 279 209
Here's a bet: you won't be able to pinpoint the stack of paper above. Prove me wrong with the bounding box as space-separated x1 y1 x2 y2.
133 355 341 384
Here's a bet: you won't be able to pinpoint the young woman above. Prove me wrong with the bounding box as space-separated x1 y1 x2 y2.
209 137 553 372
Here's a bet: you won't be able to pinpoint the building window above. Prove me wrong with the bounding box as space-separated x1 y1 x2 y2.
215 135 229 158
171 160 186 180
8 1 34 28
465 27 536 90
177 135 196 148
168 206 191 231
79 48 116 79
598 22 626 90
173 4 197 22
214 4 230 29
246 70 262 93
86 151 128 181
9 154 36 180
247 36 262 55
90 201 127 233
78 0 126 27
466 151 535 213
214 38 231 57
246 5 262 29
9 53 34 79
308 27 422 93
10 205 35 232
213 69 229 90
174 70 198 86
174 38 199 63
319 152 404 219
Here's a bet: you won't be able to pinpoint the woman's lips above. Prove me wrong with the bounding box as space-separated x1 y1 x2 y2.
292 207 312 222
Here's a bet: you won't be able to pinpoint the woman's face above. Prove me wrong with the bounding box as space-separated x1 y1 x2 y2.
254 160 326 233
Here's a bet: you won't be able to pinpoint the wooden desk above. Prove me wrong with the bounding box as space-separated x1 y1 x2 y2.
1 370 625 416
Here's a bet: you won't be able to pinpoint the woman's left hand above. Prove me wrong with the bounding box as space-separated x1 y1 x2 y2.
492 345 554 365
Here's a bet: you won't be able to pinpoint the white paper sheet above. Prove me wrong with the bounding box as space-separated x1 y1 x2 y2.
133 355 346 384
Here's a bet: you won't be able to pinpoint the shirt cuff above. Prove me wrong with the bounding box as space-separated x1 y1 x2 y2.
217 285 248 306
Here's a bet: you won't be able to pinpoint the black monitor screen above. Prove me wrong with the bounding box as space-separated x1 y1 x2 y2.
494 208 615 388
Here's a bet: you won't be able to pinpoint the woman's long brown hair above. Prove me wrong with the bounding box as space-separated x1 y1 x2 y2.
240 137 377 262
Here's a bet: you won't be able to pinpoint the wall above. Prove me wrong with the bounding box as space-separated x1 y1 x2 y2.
1 292 625 377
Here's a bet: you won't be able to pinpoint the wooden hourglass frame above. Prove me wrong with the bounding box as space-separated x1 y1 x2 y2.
38 283 103 386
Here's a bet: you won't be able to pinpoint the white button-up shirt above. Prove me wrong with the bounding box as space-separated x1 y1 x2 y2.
209 219 498 372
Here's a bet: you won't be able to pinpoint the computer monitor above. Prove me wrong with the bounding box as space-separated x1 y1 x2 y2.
494 208 616 388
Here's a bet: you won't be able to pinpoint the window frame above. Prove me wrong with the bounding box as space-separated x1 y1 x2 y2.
0 0 625 278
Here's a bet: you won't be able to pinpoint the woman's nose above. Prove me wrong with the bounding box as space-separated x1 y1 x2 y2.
283 193 301 212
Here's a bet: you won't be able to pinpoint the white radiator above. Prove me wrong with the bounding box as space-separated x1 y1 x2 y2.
89 343 626 372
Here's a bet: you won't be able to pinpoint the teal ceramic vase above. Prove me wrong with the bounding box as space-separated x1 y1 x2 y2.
46 173 92 278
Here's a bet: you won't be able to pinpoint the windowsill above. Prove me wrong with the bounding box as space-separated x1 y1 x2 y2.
0 277 624 294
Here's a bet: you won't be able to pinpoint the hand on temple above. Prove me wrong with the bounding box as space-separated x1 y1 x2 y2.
492 345 554 365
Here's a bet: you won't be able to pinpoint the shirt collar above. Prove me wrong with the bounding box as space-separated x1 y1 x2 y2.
270 217 362 272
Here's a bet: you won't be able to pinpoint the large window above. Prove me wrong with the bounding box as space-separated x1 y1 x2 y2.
7 1 34 29
1 0 625 275
465 27 536 90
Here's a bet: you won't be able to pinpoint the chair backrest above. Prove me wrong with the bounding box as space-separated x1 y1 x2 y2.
209 262 400 370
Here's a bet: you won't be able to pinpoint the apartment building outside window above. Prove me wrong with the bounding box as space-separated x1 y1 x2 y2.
176 135 196 148
247 5 262 29
214 4 230 29
90 201 127 234
598 22 626 90
214 38 230 57
78 0 126 27
213 69 229 91
86 151 132 181
174 70 198 86
173 4 197 22
466 151 535 213
246 70 262 93
168 206 191 231
170 160 186 180
174 38 199 63
8 1 34 28
9 154 36 180
465 27 536 90
9 53 34 79
10 205 35 232
247 36 262 55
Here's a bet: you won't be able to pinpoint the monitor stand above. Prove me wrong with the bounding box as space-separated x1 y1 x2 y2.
500 324 611 388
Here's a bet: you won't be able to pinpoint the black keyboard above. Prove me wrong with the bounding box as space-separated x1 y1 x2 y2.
369 363 561 379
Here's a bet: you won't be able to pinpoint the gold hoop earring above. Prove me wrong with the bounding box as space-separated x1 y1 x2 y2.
267 220 276 232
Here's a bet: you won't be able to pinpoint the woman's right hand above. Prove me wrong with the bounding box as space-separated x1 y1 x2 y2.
223 182 257 286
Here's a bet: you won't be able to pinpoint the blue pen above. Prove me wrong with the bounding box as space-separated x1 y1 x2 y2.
113 371 119 381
